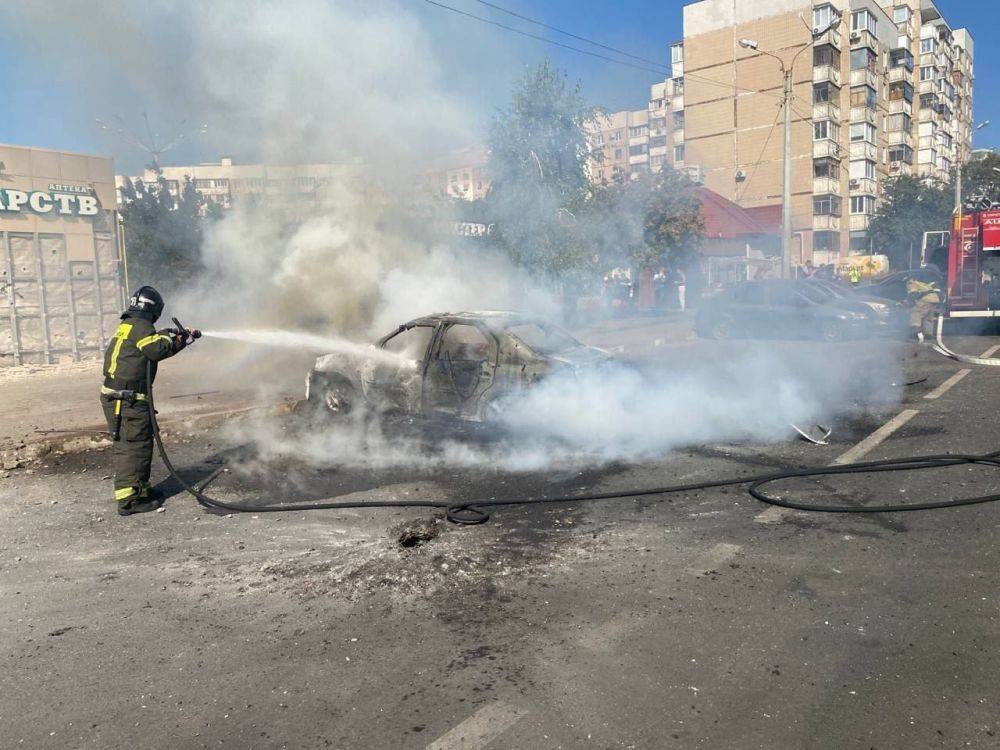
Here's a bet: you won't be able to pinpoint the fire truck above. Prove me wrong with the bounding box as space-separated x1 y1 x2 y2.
936 208 1000 318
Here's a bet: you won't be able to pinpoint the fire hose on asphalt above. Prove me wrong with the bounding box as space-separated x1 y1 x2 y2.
146 364 1000 526
932 314 1000 366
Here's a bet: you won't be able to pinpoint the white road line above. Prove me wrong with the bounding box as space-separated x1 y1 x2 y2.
612 345 625 353
426 702 527 750
832 409 920 465
687 542 741 576
756 409 921 523
924 369 971 400
980 344 1000 358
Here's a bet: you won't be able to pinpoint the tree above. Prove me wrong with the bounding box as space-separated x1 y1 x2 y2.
485 59 601 281
957 151 1000 208
868 176 953 269
119 173 213 291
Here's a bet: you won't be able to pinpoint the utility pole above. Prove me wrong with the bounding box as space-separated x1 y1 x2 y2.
740 23 831 280
781 68 793 280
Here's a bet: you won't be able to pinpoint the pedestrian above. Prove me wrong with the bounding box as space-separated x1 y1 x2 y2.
675 268 687 311
848 265 862 286
100 286 194 516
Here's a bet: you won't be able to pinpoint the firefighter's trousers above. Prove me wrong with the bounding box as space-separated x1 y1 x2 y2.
100 395 153 501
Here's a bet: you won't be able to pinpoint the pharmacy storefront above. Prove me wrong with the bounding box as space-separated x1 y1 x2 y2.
0 143 125 366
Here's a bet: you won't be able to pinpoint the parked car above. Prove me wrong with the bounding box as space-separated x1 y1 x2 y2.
695 280 872 341
802 278 907 333
863 266 945 303
305 312 608 421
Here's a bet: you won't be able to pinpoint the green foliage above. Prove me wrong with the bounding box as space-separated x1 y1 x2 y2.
485 59 601 280
119 173 214 291
958 151 1000 206
868 176 953 269
584 167 703 271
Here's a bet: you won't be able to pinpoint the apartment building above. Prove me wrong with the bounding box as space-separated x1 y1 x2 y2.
669 0 974 264
116 157 365 209
422 146 491 201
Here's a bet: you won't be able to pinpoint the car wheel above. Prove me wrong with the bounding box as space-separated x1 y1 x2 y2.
308 374 357 418
710 317 734 340
820 321 846 343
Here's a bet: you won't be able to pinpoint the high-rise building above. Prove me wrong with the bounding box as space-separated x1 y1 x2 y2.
673 0 974 264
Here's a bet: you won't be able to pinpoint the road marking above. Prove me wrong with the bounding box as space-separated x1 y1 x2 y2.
833 409 920 465
611 345 625 354
426 702 527 750
924 369 971 400
687 542 741 576
980 344 1000 358
756 409 921 524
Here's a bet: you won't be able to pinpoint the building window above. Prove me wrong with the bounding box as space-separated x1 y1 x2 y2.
650 117 667 132
614 148 623 160
889 144 914 164
673 77 685 95
850 122 877 144
814 44 841 69
650 155 663 168
813 82 840 103
890 48 914 71
815 232 839 252
920 65 935 81
851 85 877 109
814 157 841 179
814 120 839 141
850 195 876 214
195 179 212 188
674 144 685 162
813 4 838 31
851 9 877 36
610 130 622 142
670 43 683 64
889 81 914 103
893 6 911 25
814 194 842 216
850 159 876 180
628 125 648 137
851 47 877 72
672 111 685 129
649 135 667 148
628 144 647 156
920 38 936 54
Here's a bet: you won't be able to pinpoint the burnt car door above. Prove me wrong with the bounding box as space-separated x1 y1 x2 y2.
423 322 498 418
367 323 436 413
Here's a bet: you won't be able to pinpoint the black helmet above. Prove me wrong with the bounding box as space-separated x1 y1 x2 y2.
126 286 165 322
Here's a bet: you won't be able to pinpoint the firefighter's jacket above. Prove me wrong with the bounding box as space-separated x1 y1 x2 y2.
906 279 941 305
102 313 182 394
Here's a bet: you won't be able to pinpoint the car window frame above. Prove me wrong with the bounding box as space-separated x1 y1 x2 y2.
378 323 437 372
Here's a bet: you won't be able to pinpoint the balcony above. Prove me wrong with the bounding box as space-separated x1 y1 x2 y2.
850 30 877 51
628 153 648 166
850 215 872 232
888 131 915 148
849 177 877 195
888 67 909 83
918 79 937 95
888 99 913 115
673 129 685 144
813 65 841 86
813 139 842 159
813 176 841 195
850 69 879 88
814 215 841 231
813 102 841 121
888 161 913 176
672 95 684 111
850 106 877 126
850 141 878 160
628 134 649 146
814 28 841 50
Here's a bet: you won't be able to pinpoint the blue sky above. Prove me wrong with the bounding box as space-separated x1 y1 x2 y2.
0 0 994 171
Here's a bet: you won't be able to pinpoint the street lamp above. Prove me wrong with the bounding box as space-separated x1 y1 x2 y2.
739 22 834 279
957 120 991 214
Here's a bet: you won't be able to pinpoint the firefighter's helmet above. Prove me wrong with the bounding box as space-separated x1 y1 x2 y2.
126 286 165 322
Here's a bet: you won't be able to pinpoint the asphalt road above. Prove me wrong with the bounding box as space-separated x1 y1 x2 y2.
2 335 999 749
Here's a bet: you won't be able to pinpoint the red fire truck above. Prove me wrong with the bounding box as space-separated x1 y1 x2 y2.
941 209 1000 318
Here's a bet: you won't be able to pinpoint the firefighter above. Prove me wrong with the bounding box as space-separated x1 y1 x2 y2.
906 277 942 339
848 265 862 286
100 286 192 515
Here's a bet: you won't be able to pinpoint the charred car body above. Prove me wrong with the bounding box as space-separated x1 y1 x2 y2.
306 312 607 421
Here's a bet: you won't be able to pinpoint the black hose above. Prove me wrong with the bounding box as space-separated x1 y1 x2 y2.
147 362 1000 525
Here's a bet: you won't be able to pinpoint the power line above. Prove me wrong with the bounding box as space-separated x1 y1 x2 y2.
421 0 671 76
471 0 666 69
736 101 785 202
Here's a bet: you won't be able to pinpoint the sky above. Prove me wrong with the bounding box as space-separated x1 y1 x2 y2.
0 0 994 172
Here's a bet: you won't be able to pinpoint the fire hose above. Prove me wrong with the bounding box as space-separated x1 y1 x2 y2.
146 350 1000 526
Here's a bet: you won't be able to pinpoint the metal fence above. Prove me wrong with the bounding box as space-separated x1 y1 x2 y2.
1 218 125 366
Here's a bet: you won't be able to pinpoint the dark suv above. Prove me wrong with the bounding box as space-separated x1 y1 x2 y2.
696 280 873 341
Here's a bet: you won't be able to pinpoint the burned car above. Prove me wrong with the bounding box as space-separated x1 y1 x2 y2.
305 312 608 421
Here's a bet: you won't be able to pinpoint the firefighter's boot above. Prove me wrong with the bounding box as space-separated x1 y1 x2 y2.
117 488 163 516
140 482 164 502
